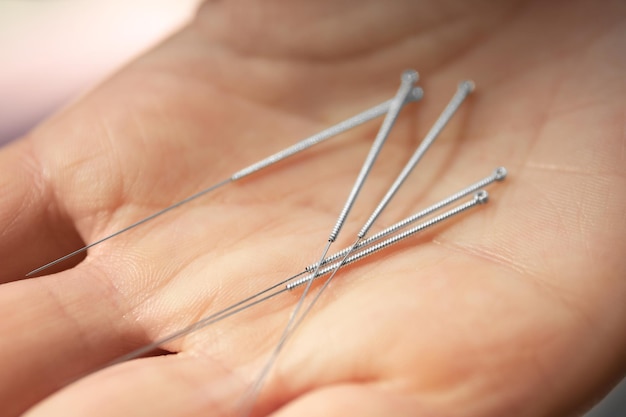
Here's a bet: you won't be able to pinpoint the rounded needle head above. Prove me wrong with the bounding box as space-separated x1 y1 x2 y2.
460 80 476 93
402 69 419 83
475 190 489 204
494 166 508 181
408 86 424 102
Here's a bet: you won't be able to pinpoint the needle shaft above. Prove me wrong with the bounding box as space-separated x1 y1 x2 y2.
358 80 475 239
289 191 490 290
329 70 419 242
110 270 306 365
26 93 423 277
306 166 506 271
240 70 420 416
279 83 478 376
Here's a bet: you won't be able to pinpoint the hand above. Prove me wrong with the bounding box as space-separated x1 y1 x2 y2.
1 1 624 416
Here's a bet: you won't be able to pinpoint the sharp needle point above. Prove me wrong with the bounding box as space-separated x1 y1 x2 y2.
25 178 232 277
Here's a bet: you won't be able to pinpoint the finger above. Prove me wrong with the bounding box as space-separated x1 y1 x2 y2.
267 384 427 417
0 140 84 281
23 354 247 417
0 266 140 417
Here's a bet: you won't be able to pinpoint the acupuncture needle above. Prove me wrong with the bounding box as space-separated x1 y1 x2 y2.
112 186 491 367
284 80 476 343
282 192 491 383
359 80 476 241
307 166 506 270
110 270 307 366
289 80 476 326
236 81 477 415
290 190 489 290
265 192 491 417
238 69 420 415
26 87 423 277
111 73 421 365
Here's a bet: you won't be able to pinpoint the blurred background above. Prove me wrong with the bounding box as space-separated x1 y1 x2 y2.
0 1 623 415
0 0 202 144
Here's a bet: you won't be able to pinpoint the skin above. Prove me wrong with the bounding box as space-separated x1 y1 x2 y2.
0 0 624 415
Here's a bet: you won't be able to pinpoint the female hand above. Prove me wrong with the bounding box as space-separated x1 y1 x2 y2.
1 1 624 416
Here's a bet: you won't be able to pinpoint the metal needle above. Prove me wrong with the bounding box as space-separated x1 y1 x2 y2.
25 89 423 277
283 192 489 372
291 81 476 317
305 167 506 270
240 69 420 416
275 81 476 377
358 80 475 240
109 270 306 365
290 190 490 290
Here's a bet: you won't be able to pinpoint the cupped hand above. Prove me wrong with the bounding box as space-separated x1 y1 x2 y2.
1 1 625 416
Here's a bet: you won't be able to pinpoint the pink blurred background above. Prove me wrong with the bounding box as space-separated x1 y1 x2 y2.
0 0 202 145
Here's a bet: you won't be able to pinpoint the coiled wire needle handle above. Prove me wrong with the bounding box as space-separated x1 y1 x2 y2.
328 70 420 243
25 89 423 277
240 70 420 416
299 81 476 301
358 80 475 240
277 81 477 377
289 191 489 290
306 166 506 270
295 70 419 315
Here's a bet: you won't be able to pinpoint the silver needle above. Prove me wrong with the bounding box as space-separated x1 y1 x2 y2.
280 192 489 372
290 190 490 290
240 69 420 415
290 81 476 311
110 271 305 366
358 80 475 240
305 166 506 270
268 81 476 391
283 192 489 368
111 189 494 367
25 89 423 277
329 71 420 243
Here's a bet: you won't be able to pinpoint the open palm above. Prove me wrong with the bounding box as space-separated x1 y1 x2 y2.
1 1 624 416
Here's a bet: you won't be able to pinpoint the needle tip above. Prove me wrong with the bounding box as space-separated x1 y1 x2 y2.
25 257 67 276
25 268 42 277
